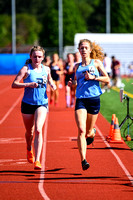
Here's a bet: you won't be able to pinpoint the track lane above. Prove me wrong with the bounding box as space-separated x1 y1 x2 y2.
42 87 133 200
0 76 133 200
0 76 44 200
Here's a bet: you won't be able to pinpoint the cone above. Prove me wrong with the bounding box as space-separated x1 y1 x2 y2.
106 114 116 141
109 117 124 143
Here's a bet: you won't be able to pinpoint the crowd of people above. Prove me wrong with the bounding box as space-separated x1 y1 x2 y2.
12 40 124 171
42 51 82 108
42 51 122 99
39 49 123 104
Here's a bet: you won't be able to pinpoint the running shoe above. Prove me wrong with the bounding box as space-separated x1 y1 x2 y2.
27 149 34 163
34 161 42 170
86 128 96 145
82 159 90 170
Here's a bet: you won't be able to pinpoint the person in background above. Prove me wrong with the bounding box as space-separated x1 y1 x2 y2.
64 53 75 108
58 58 64 89
12 46 56 170
74 52 81 64
111 56 121 87
42 55 51 92
43 55 51 67
68 39 109 170
101 53 112 92
50 53 63 106
128 61 133 78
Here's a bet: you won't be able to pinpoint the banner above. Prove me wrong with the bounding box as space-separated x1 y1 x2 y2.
0 54 29 74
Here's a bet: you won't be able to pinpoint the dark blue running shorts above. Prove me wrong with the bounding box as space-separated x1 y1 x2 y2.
75 96 100 114
21 101 48 114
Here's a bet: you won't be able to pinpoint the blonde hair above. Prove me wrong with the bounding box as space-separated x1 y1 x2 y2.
25 46 45 64
30 45 45 57
78 39 104 62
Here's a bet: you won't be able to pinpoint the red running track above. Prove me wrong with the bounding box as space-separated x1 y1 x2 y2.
0 75 133 200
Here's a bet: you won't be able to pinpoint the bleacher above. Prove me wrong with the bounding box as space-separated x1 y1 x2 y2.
100 43 133 75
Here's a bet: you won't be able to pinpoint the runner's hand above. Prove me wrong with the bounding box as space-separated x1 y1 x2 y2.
68 78 72 87
28 82 38 88
84 71 95 80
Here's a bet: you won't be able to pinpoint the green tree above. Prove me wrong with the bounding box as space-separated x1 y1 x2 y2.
86 0 106 33
0 13 42 47
75 0 100 22
63 0 86 46
111 0 133 33
39 0 87 48
0 15 11 47
40 8 58 48
86 0 133 33
1 0 133 48
0 0 11 14
0 0 53 15
16 14 42 45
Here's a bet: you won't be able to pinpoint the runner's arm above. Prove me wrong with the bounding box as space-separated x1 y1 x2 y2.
12 66 38 88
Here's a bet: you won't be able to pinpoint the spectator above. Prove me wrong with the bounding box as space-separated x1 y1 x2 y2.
111 56 121 87
64 53 76 108
101 53 112 92
43 55 51 67
50 53 63 106
128 61 133 78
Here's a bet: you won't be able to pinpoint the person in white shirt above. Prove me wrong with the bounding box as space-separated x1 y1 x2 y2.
101 53 112 92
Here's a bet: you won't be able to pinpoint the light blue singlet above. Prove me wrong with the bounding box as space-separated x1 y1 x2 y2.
22 64 48 105
76 59 102 99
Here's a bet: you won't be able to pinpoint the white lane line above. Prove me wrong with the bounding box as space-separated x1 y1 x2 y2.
47 140 70 143
0 86 11 94
0 93 23 125
0 159 27 166
38 115 50 200
95 125 133 186
0 138 25 144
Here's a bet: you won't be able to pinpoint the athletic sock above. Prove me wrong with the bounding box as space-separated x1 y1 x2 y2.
71 97 75 105
66 95 70 107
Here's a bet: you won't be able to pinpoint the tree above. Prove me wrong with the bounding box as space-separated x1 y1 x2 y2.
63 0 87 46
0 0 53 16
39 8 58 48
86 0 133 33
1 0 133 49
0 15 11 47
16 14 42 45
74 0 100 22
111 0 133 33
39 0 87 48
0 0 11 14
86 0 106 33
0 13 42 47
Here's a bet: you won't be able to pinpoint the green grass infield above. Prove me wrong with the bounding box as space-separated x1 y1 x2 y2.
100 77 133 151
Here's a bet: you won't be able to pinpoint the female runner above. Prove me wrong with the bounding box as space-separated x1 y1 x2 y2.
12 46 56 170
68 39 109 170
